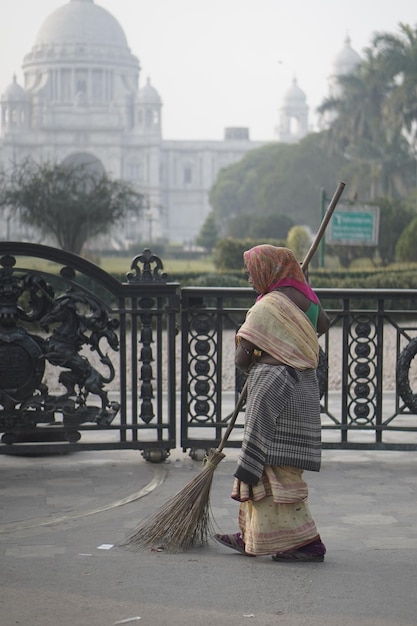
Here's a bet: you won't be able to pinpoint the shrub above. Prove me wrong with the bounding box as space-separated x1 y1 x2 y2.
213 237 287 271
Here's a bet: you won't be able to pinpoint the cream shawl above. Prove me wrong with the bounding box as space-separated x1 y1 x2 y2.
237 291 319 370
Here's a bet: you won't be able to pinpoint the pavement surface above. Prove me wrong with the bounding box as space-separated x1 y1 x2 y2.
1 444 417 626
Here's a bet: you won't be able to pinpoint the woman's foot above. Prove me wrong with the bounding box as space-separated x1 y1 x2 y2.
213 532 254 556
272 539 326 562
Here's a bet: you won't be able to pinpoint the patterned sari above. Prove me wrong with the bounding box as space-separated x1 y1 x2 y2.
231 245 322 556
235 466 320 556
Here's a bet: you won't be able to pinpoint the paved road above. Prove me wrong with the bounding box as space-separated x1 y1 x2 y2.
1 446 417 626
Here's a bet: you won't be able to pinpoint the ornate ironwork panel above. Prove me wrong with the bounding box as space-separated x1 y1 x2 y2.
314 289 417 449
180 287 256 453
181 286 417 453
0 243 178 458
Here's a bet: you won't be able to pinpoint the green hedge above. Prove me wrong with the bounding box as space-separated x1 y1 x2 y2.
108 266 417 290
82 267 417 313
308 268 417 290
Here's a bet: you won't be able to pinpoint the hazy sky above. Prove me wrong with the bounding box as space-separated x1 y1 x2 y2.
1 0 416 141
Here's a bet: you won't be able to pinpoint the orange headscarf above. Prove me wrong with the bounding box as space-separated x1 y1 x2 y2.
243 244 318 303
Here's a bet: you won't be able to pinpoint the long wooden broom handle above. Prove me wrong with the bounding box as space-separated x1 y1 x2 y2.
216 181 346 453
216 378 249 453
301 181 346 272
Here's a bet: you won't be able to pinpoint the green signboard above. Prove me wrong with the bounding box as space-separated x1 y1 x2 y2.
327 205 380 246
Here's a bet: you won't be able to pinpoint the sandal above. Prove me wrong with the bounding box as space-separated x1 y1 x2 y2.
272 539 326 562
213 532 253 556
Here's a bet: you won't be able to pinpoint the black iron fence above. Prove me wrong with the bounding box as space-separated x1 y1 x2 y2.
1 243 417 458
180 286 417 453
0 243 178 460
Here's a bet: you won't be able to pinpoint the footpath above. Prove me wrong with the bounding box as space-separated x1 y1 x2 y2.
0 444 417 626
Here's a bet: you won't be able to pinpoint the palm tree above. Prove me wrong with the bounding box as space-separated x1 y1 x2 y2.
319 28 416 200
372 24 417 147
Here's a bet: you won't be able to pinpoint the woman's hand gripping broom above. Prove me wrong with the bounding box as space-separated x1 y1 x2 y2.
122 181 345 553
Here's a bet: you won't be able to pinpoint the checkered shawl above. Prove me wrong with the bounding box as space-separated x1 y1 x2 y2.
234 363 321 486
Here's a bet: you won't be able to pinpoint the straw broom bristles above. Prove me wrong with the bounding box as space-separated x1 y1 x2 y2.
123 448 226 552
122 382 249 553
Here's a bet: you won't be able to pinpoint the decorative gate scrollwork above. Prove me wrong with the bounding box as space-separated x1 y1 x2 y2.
0 254 120 441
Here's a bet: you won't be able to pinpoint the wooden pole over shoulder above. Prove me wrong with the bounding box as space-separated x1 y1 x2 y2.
301 181 346 272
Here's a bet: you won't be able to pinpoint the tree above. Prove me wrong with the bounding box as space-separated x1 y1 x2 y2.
372 24 417 150
375 198 414 265
0 159 144 255
208 147 273 234
286 226 311 262
318 24 417 200
395 216 417 262
227 212 294 239
195 212 219 251
209 132 348 233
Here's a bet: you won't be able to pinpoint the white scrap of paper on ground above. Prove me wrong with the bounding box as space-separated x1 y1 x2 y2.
97 544 114 550
113 618 141 624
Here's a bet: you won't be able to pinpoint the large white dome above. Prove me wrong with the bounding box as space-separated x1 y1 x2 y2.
23 0 139 73
35 0 128 49
21 0 140 124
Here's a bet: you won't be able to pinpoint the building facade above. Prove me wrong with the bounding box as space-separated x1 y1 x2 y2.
0 0 359 247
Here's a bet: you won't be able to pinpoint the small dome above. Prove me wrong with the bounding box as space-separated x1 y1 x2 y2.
1 75 28 102
282 78 307 105
137 78 162 103
35 0 128 49
332 36 361 76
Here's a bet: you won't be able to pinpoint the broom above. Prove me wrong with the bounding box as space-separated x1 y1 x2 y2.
123 181 346 553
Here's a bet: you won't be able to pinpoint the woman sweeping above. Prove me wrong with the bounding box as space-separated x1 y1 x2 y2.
214 244 330 562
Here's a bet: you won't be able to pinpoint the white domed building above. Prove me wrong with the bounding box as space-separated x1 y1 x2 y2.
0 0 360 246
276 78 309 143
0 0 265 246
